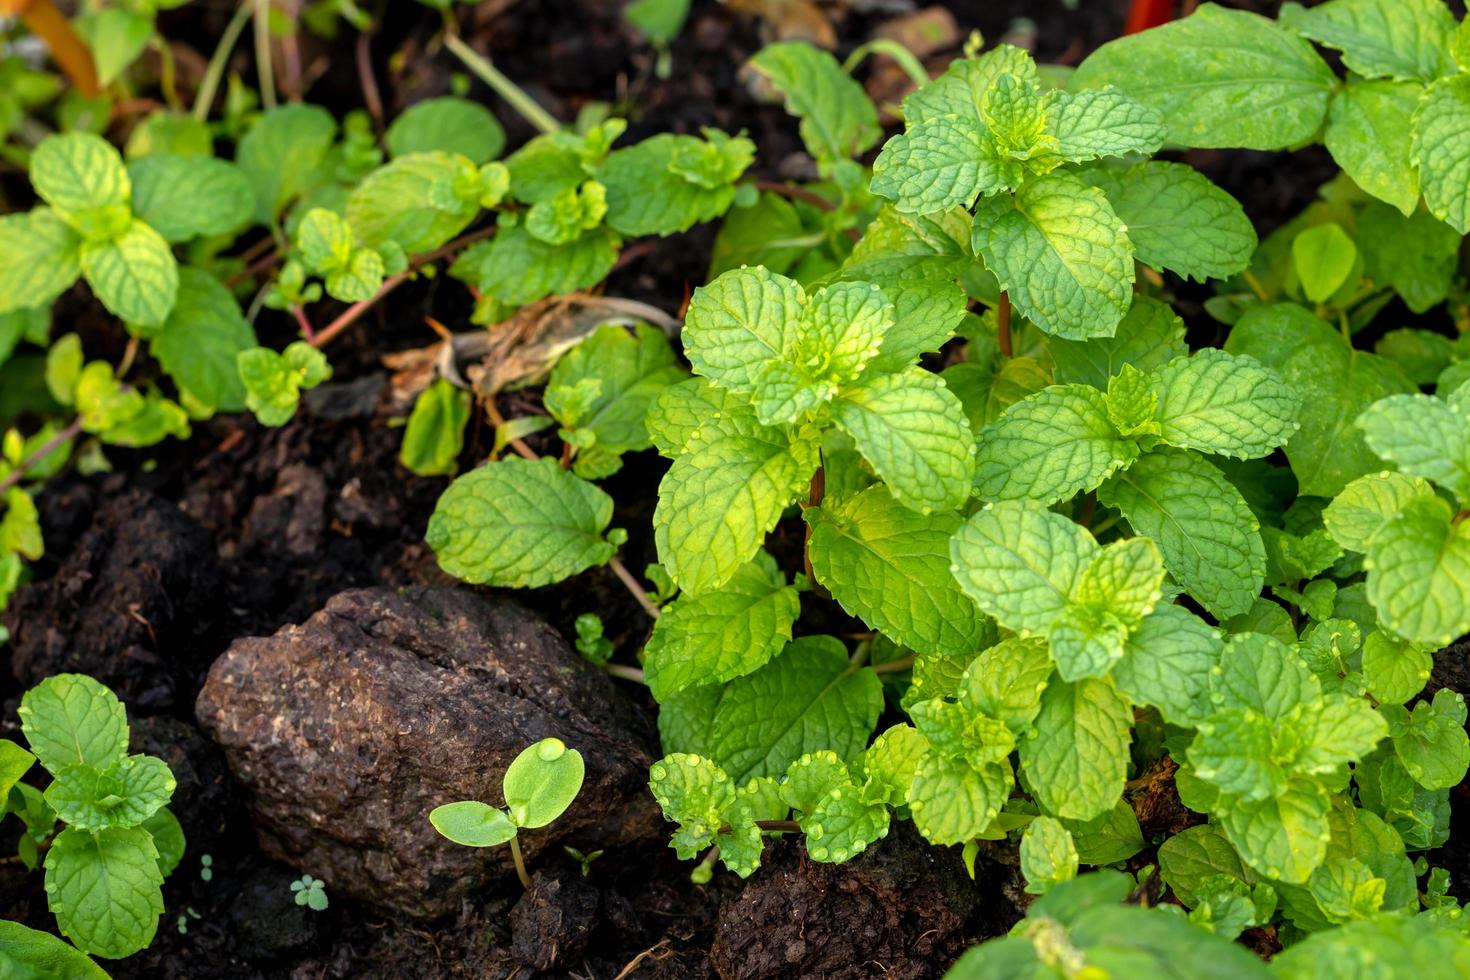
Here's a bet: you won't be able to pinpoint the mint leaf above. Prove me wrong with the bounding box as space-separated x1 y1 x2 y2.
643 552 800 700
1045 88 1166 162
345 152 480 255
1388 690 1470 790
645 378 750 458
236 104 337 222
1080 162 1255 281
0 210 82 315
806 485 993 657
1071 4 1335 150
1021 816 1079 894
1217 779 1330 884
973 383 1135 504
1226 304 1417 497
467 224 619 306
682 266 803 391
1292 222 1358 304
1020 676 1132 822
30 133 131 224
1357 392 1470 505
1158 824 1249 907
237 342 330 427
1412 74 1470 234
44 826 165 958
1361 631 1432 705
18 674 128 775
44 755 175 831
1099 449 1265 620
1150 350 1300 458
648 753 739 861
960 637 1053 731
386 96 505 165
426 457 618 588
973 172 1134 339
0 920 110 979
399 379 471 477
950 500 1097 635
128 155 255 242
1280 0 1456 82
150 268 255 413
747 42 880 164
141 808 184 878
869 114 1007 215
1323 471 1434 552
1358 203 1461 313
1324 79 1421 217
908 754 1011 845
832 368 973 513
1048 295 1187 390
1050 537 1166 681
79 221 178 330
708 636 881 781
599 132 750 236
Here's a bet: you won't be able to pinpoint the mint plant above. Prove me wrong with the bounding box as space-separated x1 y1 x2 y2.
430 738 586 889
3 673 185 959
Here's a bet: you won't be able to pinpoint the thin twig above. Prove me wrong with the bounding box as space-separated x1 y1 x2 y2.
608 556 661 620
871 653 916 675
604 663 645 684
0 419 83 496
356 28 384 132
253 0 277 110
194 2 253 120
443 33 559 136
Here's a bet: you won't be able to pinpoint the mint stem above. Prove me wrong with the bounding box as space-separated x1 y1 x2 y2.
444 33 560 136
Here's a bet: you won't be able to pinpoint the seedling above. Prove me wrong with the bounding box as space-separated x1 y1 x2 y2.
429 738 586 889
562 845 604 878
290 874 329 912
2 673 185 959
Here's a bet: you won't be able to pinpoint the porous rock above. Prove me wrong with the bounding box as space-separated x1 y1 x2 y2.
195 586 661 919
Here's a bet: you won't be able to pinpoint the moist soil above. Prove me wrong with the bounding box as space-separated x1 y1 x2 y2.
2 1 1466 977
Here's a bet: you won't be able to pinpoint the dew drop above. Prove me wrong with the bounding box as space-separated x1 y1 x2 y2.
537 738 567 761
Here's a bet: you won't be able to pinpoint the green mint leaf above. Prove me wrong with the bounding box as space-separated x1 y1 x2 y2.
44 755 175 831
502 737 585 829
1226 304 1417 497
648 753 738 861
806 485 994 658
18 674 128 775
903 44 1036 127
127 155 254 242
429 800 516 847
150 268 255 414
1050 537 1166 681
466 224 619 306
1292 222 1358 304
1070 4 1335 150
525 180 607 246
1376 328 1456 385
1389 690 1470 790
1021 816 1080 894
653 409 817 595
1361 631 1432 705
1323 471 1435 552
747 42 880 164
79 221 178 330
0 210 82 316
30 133 131 225
908 754 1011 845
708 636 881 781
399 378 471 477
1 487 42 561
856 725 929 808
236 104 337 222
1020 676 1132 822
1359 204 1461 313
1211 632 1318 721
1271 910 1468 978
643 552 800 700
1150 349 1300 458
1048 295 1187 390
1295 695 1388 774
973 383 1136 505
386 96 505 165
869 113 1008 215
959 636 1052 731
1323 79 1422 218
1066 801 1145 866
237 342 331 427
599 132 750 236
1080 161 1255 281
1099 449 1265 620
645 378 749 458
44 826 165 958
1412 74 1470 234
950 499 1097 635
783 752 890 864
72 363 189 447
1158 823 1249 907
832 367 973 513
982 73 1052 164
0 738 36 801
971 172 1133 340
426 457 618 588
124 111 212 159
1045 87 1165 163
140 807 184 878
1217 778 1331 884
1358 391 1470 505
0 920 110 979
943 356 1052 431
839 205 974 282
682 266 804 392
345 152 480 255
1280 0 1456 82
862 279 969 376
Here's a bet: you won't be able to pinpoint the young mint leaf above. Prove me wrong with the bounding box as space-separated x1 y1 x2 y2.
958 636 1052 731
950 499 1097 635
127 155 255 242
1412 74 1470 234
682 266 804 391
399 378 470 477
236 104 337 222
1359 204 1461 313
0 210 82 316
18 674 128 775
1280 0 1456 82
1080 162 1256 281
44 826 165 958
141 808 184 878
645 378 750 458
869 113 1009 215
643 552 800 700
971 172 1134 339
1226 303 1417 497
30 132 131 226
1292 222 1358 303
428 800 516 847
1021 816 1079 894
345 151 480 255
1217 779 1331 884
599 132 751 236
832 368 973 513
1271 911 1470 979
747 42 880 165
1323 79 1422 218
526 181 607 245
150 268 256 414
237 342 331 427
856 725 929 808
1357 392 1470 505
426 457 618 588
1045 88 1166 163
903 44 1036 127
1066 801 1145 865
1048 295 1187 390
1020 676 1132 822
1050 537 1166 681
1323 471 1435 552
944 357 1052 431
502 738 585 829
648 753 763 873
1158 823 1250 908
1149 350 1300 459
386 96 505 165
79 221 179 330
908 754 1011 845
72 363 189 447
806 485 994 657
708 636 881 781
1070 4 1335 150
1099 449 1265 620
862 280 969 376
1360 631 1432 705
1 487 42 560
467 224 619 306
972 383 1136 504
839 205 974 282
44 755 175 831
1387 690 1470 790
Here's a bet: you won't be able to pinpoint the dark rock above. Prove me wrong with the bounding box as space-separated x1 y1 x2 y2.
710 823 983 980
5 486 222 710
229 867 321 961
509 868 600 970
195 587 662 919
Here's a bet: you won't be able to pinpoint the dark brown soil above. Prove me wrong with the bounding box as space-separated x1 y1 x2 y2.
3 1 1466 978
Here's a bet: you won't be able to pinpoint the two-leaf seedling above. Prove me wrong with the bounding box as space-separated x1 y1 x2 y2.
429 737 585 889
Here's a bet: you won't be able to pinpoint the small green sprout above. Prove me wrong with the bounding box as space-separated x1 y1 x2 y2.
199 853 213 882
573 613 613 666
562 845 604 877
290 874 329 911
429 737 586 889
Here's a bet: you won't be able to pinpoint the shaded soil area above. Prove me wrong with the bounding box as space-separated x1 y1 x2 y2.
2 1 1466 978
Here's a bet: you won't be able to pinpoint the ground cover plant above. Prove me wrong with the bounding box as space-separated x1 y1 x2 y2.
1 0 1470 976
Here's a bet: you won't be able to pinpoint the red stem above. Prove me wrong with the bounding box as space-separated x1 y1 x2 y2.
1125 0 1175 34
